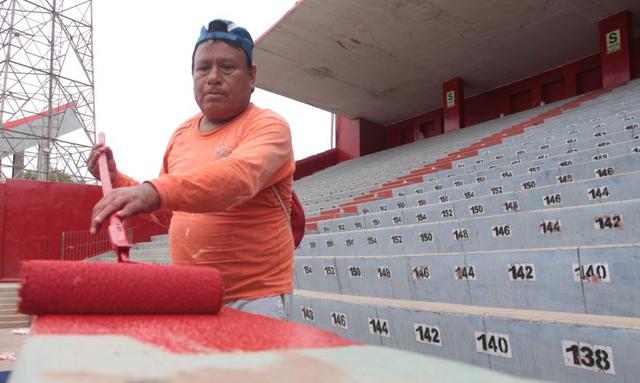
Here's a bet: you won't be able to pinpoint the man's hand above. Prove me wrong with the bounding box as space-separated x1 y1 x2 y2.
87 143 118 182
90 183 160 234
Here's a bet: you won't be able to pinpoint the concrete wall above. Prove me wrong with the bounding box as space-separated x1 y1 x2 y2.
0 179 167 280
294 148 340 180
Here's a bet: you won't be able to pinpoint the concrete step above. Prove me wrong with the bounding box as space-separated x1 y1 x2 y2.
91 249 169 257
130 249 170 256
88 257 172 265
0 290 19 298
0 313 30 329
292 289 640 382
0 319 30 329
0 308 18 316
0 283 20 291
132 241 170 250
150 234 169 242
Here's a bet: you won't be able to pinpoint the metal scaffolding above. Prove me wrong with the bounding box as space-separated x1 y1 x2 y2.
0 0 94 183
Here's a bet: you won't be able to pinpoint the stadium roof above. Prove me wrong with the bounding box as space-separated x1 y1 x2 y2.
0 103 82 154
254 0 640 125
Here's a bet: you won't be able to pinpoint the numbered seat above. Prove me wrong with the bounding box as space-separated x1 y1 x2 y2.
578 245 640 317
337 227 406 256
465 249 583 312
421 201 458 224
334 256 412 299
459 199 640 252
292 289 640 383
405 252 473 304
375 304 494 366
480 314 634 382
296 235 318 257
363 209 406 230
402 221 466 255
306 296 381 344
411 187 446 206
454 192 515 218
294 256 340 293
298 244 640 317
333 214 368 233
316 220 334 234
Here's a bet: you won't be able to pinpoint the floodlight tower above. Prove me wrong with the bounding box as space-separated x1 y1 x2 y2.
0 0 95 182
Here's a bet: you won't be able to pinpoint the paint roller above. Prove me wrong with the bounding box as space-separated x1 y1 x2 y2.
18 133 225 315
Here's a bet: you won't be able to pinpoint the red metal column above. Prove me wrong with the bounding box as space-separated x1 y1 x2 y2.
599 11 633 88
442 78 465 133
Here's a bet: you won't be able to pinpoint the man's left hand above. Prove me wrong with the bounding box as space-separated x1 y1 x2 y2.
90 183 160 234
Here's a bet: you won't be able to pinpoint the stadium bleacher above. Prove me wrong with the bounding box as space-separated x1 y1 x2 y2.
86 79 640 382
289 80 640 383
4 1 639 382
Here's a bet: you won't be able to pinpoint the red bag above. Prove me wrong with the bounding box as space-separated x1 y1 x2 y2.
272 186 305 248
290 191 305 248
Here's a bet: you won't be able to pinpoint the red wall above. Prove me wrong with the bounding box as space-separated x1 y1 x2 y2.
359 119 387 155
0 179 167 281
510 89 532 114
388 52 605 142
294 148 339 180
541 79 565 104
635 38 640 78
386 109 443 149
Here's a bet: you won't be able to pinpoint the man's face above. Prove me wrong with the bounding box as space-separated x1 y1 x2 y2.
193 40 256 123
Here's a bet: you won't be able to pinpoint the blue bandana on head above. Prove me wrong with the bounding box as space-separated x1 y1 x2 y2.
193 19 254 67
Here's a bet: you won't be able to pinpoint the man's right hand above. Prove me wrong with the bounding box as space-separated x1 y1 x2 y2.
87 143 118 182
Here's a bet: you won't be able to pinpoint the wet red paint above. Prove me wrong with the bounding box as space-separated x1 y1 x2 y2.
33 307 356 354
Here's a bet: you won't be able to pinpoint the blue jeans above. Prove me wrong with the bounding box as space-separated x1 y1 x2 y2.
225 294 290 320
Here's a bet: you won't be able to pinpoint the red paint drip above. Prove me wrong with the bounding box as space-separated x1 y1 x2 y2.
33 307 356 354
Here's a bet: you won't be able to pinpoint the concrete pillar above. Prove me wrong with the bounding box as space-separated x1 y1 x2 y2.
12 152 24 178
531 85 542 107
442 78 465 133
599 11 633 88
335 116 386 162
562 64 578 98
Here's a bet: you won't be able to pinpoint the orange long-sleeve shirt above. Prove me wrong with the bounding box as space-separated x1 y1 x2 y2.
114 104 295 302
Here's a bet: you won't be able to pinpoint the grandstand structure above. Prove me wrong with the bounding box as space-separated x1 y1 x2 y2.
2 1 640 382
259 1 640 382
104 80 640 383
69 2 640 382
291 84 640 382
0 0 94 182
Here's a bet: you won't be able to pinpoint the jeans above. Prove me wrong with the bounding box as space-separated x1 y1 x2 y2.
225 294 290 320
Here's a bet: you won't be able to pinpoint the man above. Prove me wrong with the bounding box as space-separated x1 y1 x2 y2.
87 19 295 320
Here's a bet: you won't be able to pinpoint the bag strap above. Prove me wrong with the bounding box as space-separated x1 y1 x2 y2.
272 185 291 224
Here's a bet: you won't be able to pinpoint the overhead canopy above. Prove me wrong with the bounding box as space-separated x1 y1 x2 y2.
254 0 640 125
0 104 82 154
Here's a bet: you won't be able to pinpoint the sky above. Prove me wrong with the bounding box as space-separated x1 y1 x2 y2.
92 0 332 181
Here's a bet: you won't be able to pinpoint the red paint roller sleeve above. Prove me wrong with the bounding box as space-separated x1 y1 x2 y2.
19 260 224 315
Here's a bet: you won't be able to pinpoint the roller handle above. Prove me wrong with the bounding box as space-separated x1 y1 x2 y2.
97 133 113 194
97 132 131 262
